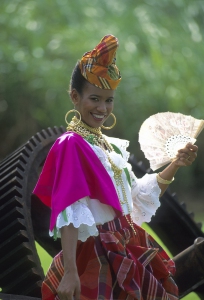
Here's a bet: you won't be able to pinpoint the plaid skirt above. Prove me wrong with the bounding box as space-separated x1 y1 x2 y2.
42 215 179 300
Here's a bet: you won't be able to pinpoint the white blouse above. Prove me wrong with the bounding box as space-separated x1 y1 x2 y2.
50 136 161 241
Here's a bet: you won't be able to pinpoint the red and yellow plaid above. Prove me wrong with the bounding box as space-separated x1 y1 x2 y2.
79 35 121 90
42 215 179 300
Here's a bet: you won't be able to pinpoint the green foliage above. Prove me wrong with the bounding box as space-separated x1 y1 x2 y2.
1 1 204 200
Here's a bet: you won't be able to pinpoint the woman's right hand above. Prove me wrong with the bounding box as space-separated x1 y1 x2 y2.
57 270 81 300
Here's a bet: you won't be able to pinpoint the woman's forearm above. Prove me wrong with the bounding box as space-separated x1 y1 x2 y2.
57 224 81 298
158 162 180 196
157 143 198 197
60 223 78 273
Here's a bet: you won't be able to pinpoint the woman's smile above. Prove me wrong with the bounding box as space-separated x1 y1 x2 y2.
91 113 106 122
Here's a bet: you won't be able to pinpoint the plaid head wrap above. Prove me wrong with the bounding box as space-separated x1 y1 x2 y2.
79 34 121 90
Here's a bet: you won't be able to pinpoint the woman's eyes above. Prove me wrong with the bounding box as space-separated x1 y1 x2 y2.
90 97 113 103
106 98 114 103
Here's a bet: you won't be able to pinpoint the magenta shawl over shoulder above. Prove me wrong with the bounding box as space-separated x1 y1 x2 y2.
33 132 122 231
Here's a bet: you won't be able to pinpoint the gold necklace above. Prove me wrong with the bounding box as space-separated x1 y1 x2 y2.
67 116 113 151
67 116 136 235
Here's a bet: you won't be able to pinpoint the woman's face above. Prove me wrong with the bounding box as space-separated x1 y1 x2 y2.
71 82 115 128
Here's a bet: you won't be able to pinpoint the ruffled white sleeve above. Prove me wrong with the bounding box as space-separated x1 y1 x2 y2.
49 198 99 242
130 170 161 226
106 137 162 226
49 196 117 242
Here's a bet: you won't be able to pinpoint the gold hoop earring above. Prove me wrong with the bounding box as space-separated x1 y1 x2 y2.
65 109 81 127
101 113 116 130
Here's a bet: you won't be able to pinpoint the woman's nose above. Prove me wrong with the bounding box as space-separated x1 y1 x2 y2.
97 102 107 112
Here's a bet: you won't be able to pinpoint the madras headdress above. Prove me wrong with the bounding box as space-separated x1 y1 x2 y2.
79 34 121 90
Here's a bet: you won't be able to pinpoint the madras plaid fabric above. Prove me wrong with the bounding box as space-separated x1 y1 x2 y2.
42 215 179 300
79 35 121 90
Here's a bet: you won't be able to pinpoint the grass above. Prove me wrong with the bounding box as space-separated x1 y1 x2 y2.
36 222 204 300
36 242 52 272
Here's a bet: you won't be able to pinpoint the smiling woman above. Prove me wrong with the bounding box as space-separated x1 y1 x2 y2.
32 34 198 300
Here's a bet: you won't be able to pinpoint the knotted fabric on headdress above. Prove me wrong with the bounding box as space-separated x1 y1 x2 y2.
79 34 121 90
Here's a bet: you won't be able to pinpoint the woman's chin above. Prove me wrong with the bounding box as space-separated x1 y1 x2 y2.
82 118 104 128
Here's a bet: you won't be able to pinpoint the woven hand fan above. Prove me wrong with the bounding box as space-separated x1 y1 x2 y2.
138 112 204 171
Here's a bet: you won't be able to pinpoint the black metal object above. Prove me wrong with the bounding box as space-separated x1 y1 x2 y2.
129 155 204 255
0 293 40 300
173 237 204 299
130 155 204 298
0 127 204 298
0 127 64 297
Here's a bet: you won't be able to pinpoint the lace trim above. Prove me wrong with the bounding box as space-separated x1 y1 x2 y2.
105 135 130 162
49 201 99 242
89 138 130 185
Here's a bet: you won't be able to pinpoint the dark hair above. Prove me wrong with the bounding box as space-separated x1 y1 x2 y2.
69 61 88 95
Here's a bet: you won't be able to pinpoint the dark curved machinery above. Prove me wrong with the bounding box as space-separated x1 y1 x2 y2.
0 127 204 299
0 127 64 298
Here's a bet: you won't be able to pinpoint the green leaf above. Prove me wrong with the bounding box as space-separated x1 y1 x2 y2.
111 143 131 187
62 209 68 222
85 134 95 145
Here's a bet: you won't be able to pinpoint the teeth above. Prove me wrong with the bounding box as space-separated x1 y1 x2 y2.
92 114 104 119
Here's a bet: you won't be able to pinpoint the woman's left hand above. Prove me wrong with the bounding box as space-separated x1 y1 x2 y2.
158 143 198 196
172 143 198 167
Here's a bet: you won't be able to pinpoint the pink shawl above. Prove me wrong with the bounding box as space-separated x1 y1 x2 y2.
33 132 122 230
